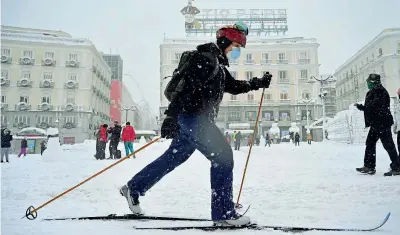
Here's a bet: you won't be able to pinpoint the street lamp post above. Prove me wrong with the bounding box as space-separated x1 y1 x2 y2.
299 98 315 134
309 75 336 141
120 105 136 124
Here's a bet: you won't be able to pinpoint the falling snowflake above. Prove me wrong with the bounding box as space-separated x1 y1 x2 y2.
197 65 202 68
173 149 178 153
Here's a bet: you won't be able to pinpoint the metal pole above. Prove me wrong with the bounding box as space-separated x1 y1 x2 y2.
322 97 326 141
306 102 309 134
125 110 128 123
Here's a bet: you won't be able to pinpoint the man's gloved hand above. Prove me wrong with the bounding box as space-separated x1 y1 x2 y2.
260 72 272 88
249 72 272 90
354 103 365 111
161 116 179 139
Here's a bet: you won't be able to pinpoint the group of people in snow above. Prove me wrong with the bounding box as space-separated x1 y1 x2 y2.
94 120 136 160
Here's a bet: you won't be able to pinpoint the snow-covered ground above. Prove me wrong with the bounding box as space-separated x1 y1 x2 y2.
1 140 399 235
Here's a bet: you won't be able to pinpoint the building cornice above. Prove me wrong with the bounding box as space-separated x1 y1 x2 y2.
334 28 400 74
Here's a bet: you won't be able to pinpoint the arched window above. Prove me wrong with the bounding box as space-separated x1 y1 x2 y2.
264 91 272 100
302 90 311 99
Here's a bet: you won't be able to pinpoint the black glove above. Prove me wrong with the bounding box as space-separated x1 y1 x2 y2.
354 103 365 111
260 72 272 88
249 72 272 90
161 116 179 139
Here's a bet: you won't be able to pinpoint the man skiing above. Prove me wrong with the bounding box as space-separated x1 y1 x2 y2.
354 74 400 176
120 22 272 226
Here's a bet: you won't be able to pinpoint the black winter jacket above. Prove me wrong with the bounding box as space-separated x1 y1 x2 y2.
166 43 261 120
108 125 122 141
360 84 394 129
1 131 13 148
21 139 28 148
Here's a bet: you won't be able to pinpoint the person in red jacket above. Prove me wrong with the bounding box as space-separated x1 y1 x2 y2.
95 124 108 160
121 122 136 158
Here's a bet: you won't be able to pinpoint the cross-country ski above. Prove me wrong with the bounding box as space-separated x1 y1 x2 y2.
2 0 400 235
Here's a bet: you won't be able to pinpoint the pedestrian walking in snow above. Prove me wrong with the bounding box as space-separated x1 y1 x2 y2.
265 133 271 147
119 22 272 226
107 121 122 159
294 132 300 146
18 137 28 158
121 122 136 158
393 88 400 160
1 128 13 163
40 139 47 156
354 74 400 176
235 131 242 150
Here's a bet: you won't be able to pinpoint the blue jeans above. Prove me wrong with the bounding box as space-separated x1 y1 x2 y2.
127 114 235 220
124 142 134 156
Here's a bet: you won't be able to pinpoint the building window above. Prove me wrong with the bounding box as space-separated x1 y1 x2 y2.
173 53 181 63
44 52 54 59
20 96 29 103
378 48 383 56
23 50 33 58
302 90 311 99
299 51 308 59
67 97 75 104
230 94 236 100
248 93 254 100
261 53 269 62
38 116 53 124
280 90 288 100
68 73 77 81
264 92 271 100
42 96 51 103
21 71 31 79
69 53 78 61
381 64 384 73
245 53 253 63
278 53 286 60
245 71 253 80
1 70 9 79
228 111 240 121
1 95 6 103
1 48 11 56
43 72 53 80
64 116 77 124
300 70 308 79
397 42 400 52
366 57 369 63
279 70 287 79
14 116 30 124
1 115 7 125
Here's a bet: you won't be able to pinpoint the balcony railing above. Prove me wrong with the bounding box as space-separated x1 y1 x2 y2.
260 59 272 64
277 59 289 64
278 78 290 84
244 59 255 64
298 58 310 64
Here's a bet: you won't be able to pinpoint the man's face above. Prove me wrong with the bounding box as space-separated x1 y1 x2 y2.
224 41 241 54
114 122 118 126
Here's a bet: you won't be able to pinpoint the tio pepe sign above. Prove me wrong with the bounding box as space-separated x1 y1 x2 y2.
198 9 287 19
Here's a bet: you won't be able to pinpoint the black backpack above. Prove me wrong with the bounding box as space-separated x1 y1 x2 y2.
164 50 220 102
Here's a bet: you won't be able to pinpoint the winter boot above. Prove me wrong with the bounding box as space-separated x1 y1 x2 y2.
213 213 251 227
119 185 142 214
383 169 400 176
356 166 376 175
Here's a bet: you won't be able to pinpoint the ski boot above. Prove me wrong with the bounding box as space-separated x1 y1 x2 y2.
356 166 376 175
119 185 142 214
213 213 251 227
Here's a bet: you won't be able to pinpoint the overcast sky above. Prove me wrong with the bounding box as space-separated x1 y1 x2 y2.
2 0 399 115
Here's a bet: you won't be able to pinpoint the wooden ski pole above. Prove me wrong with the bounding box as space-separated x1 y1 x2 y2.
23 136 161 220
235 88 265 208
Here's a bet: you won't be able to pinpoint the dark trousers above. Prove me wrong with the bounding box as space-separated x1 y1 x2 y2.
364 127 400 170
95 140 106 159
127 114 235 220
109 139 119 159
295 140 299 146
307 140 311 144
234 141 241 150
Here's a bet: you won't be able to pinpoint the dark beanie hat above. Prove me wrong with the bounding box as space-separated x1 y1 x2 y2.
366 73 381 83
216 37 233 53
